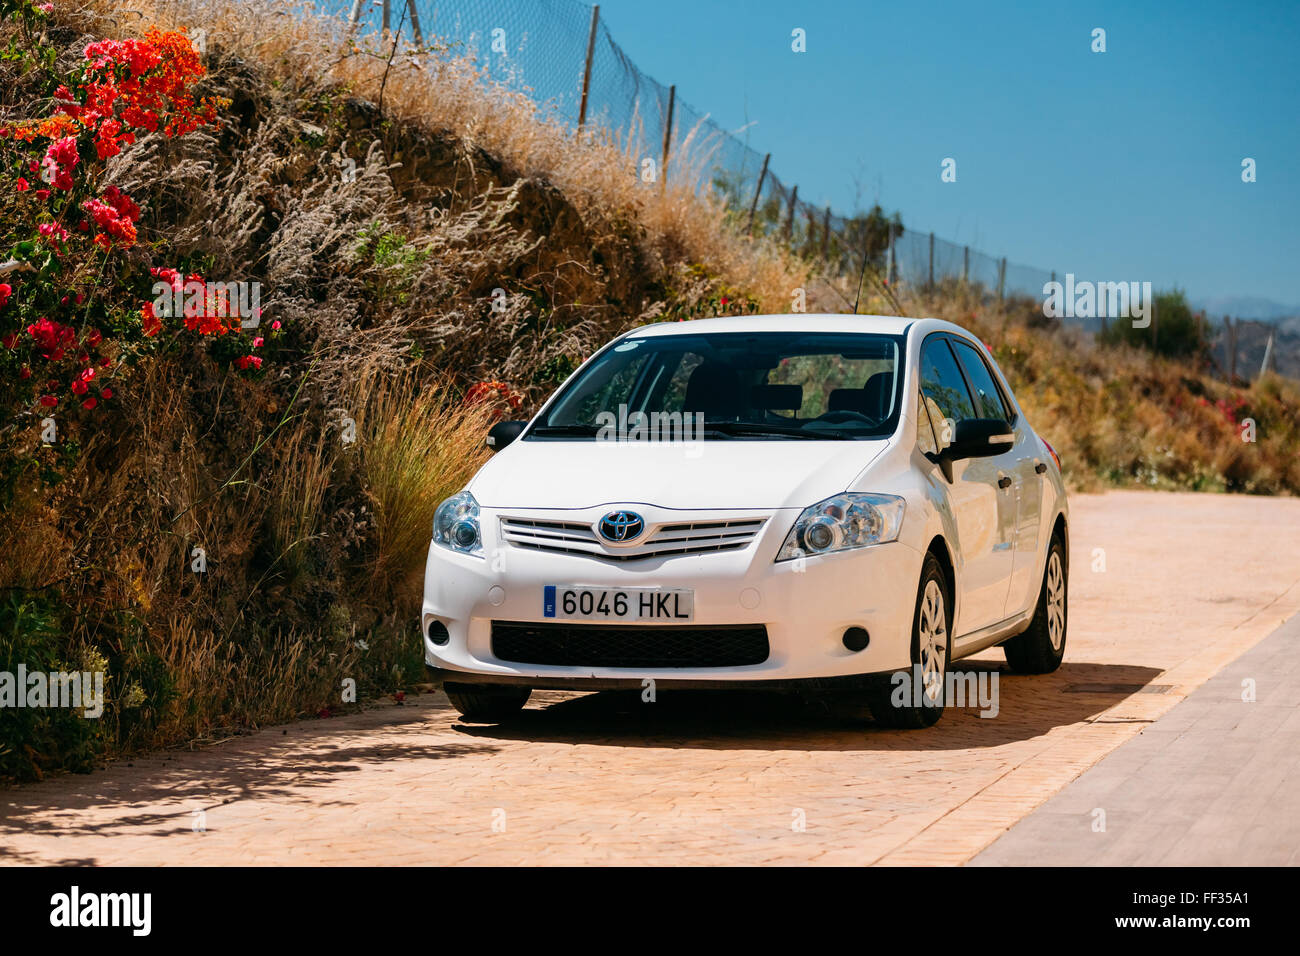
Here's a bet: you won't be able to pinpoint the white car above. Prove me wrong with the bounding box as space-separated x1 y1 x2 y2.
423 314 1068 728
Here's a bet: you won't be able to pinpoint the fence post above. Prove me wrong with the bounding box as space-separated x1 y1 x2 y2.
347 0 365 32
577 5 600 129
783 185 798 242
381 0 391 36
746 153 770 237
405 0 425 46
1225 316 1237 381
821 206 831 262
886 231 895 286
928 232 935 288
997 257 1006 301
963 245 969 283
659 84 675 186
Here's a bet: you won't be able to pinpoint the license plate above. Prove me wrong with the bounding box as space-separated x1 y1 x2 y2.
543 586 694 622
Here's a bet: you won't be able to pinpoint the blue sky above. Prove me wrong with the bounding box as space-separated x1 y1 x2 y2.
590 0 1300 308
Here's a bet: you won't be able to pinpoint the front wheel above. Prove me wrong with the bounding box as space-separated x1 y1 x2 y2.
1003 534 1068 674
443 682 531 722
865 552 951 729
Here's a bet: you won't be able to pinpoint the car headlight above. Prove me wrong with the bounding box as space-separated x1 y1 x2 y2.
776 493 906 561
433 490 483 556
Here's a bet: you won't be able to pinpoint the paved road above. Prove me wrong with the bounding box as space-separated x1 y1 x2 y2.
2 490 1298 865
972 607 1300 866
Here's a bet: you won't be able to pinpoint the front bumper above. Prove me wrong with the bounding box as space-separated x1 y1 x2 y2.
421 506 923 685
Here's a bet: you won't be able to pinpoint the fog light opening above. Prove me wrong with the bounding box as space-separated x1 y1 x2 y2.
842 626 870 652
426 617 450 646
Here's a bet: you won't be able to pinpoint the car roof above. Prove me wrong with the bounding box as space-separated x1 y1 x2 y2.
621 313 978 340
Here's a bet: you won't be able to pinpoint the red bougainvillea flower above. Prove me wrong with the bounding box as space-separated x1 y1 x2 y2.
27 317 77 357
234 354 263 371
0 283 11 307
85 328 102 347
1 332 18 349
101 387 112 399
71 378 88 396
140 300 162 336
82 184 141 249
40 136 80 191
82 397 98 410
19 366 31 380
150 266 183 291
15 177 28 192
39 395 58 407
34 189 50 201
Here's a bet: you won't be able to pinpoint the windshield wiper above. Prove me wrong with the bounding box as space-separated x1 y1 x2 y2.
702 421 855 440
527 423 602 437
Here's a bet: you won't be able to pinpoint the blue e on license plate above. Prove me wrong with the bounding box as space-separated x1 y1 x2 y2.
543 586 694 622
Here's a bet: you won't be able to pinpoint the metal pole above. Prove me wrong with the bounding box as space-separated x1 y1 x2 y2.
382 0 391 36
659 84 675 186
406 0 425 47
746 152 770 236
821 205 831 262
347 0 365 35
783 185 798 241
997 257 1006 301
1260 328 1275 379
928 232 935 288
577 5 600 129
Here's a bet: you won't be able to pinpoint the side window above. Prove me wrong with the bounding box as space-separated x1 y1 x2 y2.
952 340 1012 423
919 338 977 448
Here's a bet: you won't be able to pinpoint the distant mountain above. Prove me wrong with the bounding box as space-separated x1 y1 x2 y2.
1196 295 1300 330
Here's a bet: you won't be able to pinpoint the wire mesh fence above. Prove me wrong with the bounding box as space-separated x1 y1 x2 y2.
325 0 1062 305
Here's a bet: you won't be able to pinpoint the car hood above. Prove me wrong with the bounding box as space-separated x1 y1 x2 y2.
468 438 890 511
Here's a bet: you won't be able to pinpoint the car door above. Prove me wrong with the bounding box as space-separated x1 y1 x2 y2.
918 336 1016 635
951 338 1044 619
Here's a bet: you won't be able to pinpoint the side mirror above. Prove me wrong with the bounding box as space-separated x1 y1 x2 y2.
932 418 1014 481
486 420 527 452
947 418 1015 461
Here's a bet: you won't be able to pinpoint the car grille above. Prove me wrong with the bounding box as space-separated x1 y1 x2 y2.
498 516 767 561
491 622 770 668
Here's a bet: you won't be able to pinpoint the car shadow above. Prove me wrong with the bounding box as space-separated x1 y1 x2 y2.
451 660 1168 752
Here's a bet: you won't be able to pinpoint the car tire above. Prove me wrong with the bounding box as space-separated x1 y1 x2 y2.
1003 533 1068 674
443 682 531 722
865 552 951 729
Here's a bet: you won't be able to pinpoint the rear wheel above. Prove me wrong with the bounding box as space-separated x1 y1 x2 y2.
443 682 531 722
865 552 950 729
1003 534 1067 674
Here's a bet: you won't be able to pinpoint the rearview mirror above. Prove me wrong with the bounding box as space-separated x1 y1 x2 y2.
486 420 527 452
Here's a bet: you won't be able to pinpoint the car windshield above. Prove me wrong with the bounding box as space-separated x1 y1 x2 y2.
530 330 905 441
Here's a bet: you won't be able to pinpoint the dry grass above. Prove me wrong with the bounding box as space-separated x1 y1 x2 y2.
350 367 493 605
95 0 807 315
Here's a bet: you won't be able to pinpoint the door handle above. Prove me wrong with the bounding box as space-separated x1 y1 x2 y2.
997 475 1012 489
1034 461 1048 475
